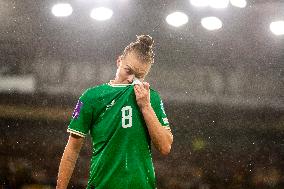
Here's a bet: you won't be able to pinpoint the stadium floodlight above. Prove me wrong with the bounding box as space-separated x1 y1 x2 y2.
166 12 188 27
209 0 229 9
230 0 247 8
201 16 223 30
52 3 73 17
190 0 209 7
270 21 284 36
90 7 113 21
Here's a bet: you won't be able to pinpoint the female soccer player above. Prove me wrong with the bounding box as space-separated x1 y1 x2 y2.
56 35 173 189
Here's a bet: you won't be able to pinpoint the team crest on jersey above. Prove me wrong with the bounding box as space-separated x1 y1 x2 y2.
105 100 115 111
107 100 115 108
72 100 83 119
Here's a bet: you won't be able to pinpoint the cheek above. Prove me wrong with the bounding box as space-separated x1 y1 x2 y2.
115 68 120 76
117 68 127 78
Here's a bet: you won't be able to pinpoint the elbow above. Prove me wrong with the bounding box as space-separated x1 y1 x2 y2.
158 129 174 156
160 144 172 156
159 136 173 156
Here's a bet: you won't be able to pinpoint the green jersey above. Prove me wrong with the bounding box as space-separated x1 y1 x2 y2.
67 82 170 189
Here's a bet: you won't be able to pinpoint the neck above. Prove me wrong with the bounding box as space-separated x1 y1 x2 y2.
109 79 127 85
110 79 120 84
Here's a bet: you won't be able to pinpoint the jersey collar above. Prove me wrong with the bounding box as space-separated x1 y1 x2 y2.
108 80 132 87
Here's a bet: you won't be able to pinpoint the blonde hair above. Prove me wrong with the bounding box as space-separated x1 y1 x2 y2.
122 35 155 64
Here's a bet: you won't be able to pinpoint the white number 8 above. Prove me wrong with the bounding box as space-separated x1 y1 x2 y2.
121 106 132 128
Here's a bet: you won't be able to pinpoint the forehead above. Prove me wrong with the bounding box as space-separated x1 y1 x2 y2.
122 53 150 72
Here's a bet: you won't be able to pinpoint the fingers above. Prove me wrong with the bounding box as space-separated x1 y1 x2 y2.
134 83 147 97
134 82 151 109
135 82 149 89
143 82 150 91
134 84 141 94
134 82 150 95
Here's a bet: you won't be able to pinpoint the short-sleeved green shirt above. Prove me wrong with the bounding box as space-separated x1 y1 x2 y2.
67 82 170 189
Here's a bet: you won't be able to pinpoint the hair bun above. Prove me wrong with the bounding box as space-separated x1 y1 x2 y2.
136 35 154 48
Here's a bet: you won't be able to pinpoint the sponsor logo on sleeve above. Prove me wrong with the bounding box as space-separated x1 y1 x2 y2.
163 118 169 124
160 100 166 115
72 100 83 119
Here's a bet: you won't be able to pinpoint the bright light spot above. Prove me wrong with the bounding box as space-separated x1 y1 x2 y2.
270 21 284 35
90 7 113 21
209 0 229 9
190 0 209 7
230 0 247 8
52 3 73 17
201 17 223 30
166 12 188 27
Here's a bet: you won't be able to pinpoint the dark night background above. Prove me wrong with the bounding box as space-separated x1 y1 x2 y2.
0 0 283 188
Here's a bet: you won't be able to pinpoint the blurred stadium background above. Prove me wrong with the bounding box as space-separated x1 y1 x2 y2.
0 0 283 188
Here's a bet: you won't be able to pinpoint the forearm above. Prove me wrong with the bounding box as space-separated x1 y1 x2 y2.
141 105 173 155
56 149 79 189
56 135 83 189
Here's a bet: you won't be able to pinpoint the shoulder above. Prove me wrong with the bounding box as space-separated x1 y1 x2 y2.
149 87 163 102
79 83 109 102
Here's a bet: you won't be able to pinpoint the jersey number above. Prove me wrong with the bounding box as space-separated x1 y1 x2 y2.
121 106 132 128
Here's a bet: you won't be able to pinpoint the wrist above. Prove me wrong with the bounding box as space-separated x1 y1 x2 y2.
140 103 152 112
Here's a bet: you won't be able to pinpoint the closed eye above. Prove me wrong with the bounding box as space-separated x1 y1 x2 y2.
125 68 132 74
136 75 143 79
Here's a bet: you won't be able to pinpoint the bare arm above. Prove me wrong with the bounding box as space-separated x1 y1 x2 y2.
134 83 173 155
56 133 85 189
141 105 173 155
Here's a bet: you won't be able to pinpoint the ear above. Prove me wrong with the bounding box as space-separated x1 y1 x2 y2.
116 56 122 68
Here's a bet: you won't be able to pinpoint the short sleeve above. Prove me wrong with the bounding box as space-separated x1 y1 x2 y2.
67 89 94 137
150 91 170 128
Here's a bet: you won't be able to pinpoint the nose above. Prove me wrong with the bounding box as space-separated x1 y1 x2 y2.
127 74 135 84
